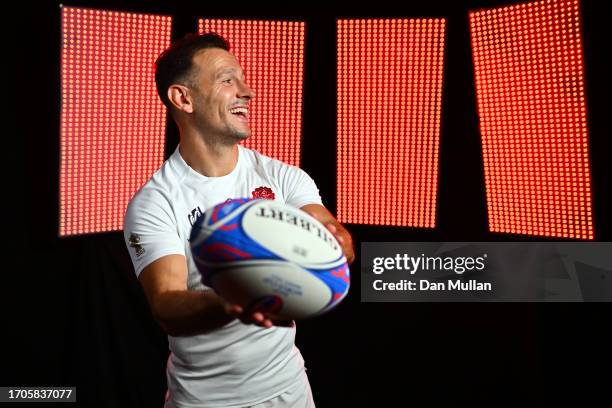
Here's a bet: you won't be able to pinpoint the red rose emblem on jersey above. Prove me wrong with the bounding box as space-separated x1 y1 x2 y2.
252 186 275 200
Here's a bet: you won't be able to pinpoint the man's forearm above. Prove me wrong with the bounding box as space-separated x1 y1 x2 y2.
334 223 355 263
152 290 235 337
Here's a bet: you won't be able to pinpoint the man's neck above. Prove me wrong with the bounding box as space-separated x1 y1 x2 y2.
178 132 239 177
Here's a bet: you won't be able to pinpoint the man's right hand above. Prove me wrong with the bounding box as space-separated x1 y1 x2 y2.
223 303 295 328
138 254 295 335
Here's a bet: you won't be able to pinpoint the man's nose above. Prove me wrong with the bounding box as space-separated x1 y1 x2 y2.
237 81 255 101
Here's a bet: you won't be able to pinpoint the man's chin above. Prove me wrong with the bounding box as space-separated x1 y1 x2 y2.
218 133 249 146
230 130 251 142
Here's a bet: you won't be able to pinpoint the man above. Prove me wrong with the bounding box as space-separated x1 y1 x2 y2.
123 33 354 408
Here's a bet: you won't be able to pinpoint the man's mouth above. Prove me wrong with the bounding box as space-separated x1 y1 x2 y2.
229 106 249 122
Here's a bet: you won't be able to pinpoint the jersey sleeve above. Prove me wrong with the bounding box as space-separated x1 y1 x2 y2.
123 189 185 278
280 165 323 209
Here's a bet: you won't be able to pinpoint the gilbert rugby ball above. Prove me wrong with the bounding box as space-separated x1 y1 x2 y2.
189 198 350 320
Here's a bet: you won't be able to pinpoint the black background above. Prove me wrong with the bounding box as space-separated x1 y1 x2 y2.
6 0 611 406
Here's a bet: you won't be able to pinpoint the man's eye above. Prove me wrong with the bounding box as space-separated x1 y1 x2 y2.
223 79 232 84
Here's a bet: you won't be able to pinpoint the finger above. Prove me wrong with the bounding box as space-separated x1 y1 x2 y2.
238 313 263 326
225 304 243 316
251 312 265 323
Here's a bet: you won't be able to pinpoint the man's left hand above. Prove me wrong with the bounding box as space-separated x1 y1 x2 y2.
300 204 355 264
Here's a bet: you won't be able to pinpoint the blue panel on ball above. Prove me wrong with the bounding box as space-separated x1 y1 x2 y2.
306 264 350 308
208 198 252 226
190 198 282 263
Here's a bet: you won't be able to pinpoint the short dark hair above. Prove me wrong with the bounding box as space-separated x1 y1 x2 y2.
154 32 230 109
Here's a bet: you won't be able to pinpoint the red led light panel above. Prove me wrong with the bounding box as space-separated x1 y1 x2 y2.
470 0 593 239
337 19 446 227
199 19 305 166
60 7 171 236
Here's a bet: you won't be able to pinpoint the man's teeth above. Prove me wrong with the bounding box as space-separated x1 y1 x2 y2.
230 107 248 114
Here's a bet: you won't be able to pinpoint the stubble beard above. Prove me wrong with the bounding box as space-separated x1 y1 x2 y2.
193 100 250 146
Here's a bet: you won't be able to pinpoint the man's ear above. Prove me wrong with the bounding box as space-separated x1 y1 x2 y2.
168 85 194 114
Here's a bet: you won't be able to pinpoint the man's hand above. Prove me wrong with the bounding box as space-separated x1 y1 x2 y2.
224 303 295 328
300 204 355 264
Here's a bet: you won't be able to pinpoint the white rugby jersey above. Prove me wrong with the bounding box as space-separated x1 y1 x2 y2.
124 144 322 408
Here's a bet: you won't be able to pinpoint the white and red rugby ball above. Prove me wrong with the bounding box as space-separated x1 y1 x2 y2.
189 198 350 320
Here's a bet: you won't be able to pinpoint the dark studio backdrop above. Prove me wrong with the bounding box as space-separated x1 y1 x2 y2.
6 0 611 406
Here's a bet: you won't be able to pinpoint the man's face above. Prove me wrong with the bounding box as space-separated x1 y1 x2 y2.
189 48 254 144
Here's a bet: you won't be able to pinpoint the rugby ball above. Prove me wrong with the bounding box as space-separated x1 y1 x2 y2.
189 198 350 320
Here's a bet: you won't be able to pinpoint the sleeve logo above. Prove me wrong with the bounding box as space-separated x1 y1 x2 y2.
128 233 145 257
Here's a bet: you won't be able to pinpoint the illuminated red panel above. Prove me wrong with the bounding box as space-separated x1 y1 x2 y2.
337 19 446 227
470 0 593 239
199 19 305 166
60 7 171 236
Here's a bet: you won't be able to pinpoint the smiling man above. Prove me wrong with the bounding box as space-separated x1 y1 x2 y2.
123 33 354 408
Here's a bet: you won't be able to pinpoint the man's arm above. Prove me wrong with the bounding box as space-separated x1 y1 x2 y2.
138 254 280 337
300 204 355 264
